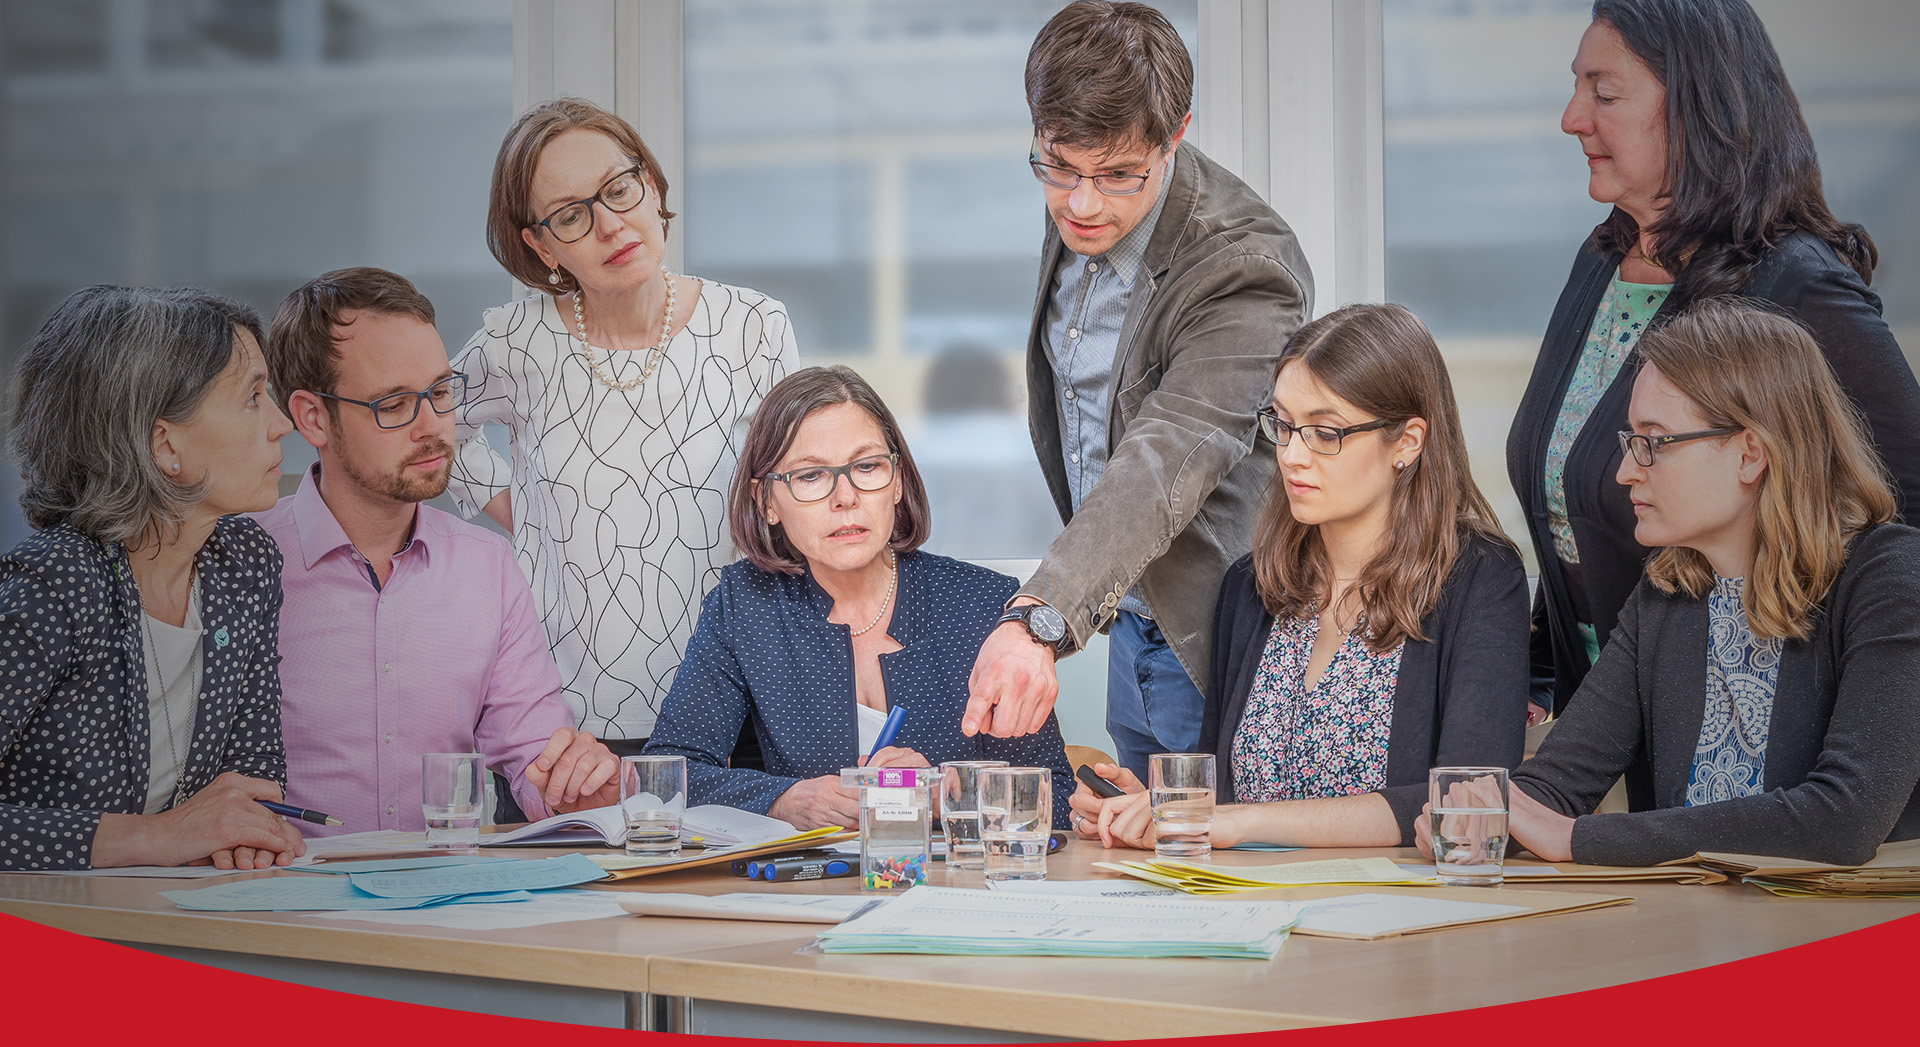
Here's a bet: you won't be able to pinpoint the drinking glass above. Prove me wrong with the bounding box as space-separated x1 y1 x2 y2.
620 755 687 858
1149 753 1215 859
1429 766 1510 886
978 767 1051 882
938 760 1008 871
421 752 484 849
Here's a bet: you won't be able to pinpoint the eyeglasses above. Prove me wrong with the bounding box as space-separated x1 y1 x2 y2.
1257 406 1398 456
1616 427 1742 468
764 453 899 503
316 374 469 430
531 165 648 244
1028 140 1156 197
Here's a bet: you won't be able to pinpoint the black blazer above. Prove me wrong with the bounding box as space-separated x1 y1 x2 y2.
1514 524 1920 867
0 519 288 870
1199 534 1530 845
1506 230 1920 715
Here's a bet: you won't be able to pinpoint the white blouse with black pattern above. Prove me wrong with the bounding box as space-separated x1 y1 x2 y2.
0 517 287 870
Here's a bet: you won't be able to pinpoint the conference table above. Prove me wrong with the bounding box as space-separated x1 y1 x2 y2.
2 841 1915 1041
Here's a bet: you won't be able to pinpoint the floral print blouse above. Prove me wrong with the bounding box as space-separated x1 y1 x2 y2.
1545 272 1672 565
1685 577 1782 806
1231 611 1404 803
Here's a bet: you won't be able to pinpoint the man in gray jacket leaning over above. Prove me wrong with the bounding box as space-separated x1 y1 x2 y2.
963 0 1313 782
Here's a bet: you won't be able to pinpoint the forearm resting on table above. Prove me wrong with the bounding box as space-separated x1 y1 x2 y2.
1221 792 1401 848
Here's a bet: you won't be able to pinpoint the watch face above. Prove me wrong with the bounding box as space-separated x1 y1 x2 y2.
1027 604 1068 644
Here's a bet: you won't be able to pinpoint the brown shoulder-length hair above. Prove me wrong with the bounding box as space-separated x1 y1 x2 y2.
485 97 676 296
1588 0 1875 298
1026 0 1193 153
1635 297 1895 640
729 365 932 575
1252 304 1512 652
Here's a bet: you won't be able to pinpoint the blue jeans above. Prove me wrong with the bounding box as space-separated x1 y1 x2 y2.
1105 610 1206 783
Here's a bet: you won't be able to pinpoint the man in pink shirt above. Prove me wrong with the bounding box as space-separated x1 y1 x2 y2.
253 267 618 835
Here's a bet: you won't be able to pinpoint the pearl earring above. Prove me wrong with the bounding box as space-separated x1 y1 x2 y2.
1394 461 1407 471
170 462 181 473
548 267 561 285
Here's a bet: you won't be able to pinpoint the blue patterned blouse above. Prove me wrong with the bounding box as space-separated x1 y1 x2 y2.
1231 612 1404 803
1546 272 1672 565
1685 577 1783 805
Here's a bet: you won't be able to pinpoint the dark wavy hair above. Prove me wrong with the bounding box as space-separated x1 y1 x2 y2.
729 365 931 575
1588 0 1875 297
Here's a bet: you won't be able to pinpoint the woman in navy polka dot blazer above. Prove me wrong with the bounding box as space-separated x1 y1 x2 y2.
644 366 1074 829
1 286 308 871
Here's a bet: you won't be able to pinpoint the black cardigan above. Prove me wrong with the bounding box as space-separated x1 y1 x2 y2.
1199 533 1530 845
1513 524 1920 867
1505 230 1920 716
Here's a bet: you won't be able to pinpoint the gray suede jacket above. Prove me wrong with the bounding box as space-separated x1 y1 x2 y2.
1019 145 1313 691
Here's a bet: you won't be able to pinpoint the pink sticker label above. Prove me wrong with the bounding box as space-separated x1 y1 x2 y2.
876 767 913 788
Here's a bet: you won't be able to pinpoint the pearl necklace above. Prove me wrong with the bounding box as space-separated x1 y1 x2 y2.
849 551 898 638
575 264 677 393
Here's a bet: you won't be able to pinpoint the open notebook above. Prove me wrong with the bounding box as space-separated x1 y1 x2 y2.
492 803 801 849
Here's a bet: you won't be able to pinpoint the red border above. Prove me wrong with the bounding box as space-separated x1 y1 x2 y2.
3 908 1912 1045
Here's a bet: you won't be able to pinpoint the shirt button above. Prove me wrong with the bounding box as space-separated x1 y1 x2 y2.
1070 453 1081 463
386 804 395 816
1087 262 1098 273
1065 389 1076 400
384 733 392 744
1068 327 1079 340
382 662 392 673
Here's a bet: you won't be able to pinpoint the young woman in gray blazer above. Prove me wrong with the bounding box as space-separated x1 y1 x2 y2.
1441 298 1920 867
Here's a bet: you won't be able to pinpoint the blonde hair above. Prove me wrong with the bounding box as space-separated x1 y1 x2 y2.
1636 297 1896 639
1251 303 1512 651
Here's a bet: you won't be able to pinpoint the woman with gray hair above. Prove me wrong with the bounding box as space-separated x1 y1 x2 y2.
1 285 306 870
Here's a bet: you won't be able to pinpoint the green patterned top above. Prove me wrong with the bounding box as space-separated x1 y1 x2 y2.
1545 272 1672 566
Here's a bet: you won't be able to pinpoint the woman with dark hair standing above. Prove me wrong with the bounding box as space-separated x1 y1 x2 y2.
1072 305 1529 849
643 366 1073 829
1439 299 1920 866
1 286 305 870
1507 0 1920 726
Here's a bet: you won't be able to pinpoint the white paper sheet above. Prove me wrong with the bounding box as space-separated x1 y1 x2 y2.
1295 893 1529 937
986 879 1183 900
1395 863 1563 878
297 830 432 859
617 892 875 923
303 889 630 930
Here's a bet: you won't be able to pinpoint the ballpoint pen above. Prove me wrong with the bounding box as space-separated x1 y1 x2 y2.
865 705 907 761
258 799 343 827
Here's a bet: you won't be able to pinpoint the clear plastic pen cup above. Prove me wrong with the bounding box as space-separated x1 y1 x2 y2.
1429 766 1509 886
422 752 484 849
978 767 1051 882
620 754 687 858
1149 753 1216 859
841 766 935 891
938 760 1008 871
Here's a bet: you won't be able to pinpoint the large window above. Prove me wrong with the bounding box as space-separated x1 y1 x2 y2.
682 0 1198 560
2 0 515 546
1382 0 1920 565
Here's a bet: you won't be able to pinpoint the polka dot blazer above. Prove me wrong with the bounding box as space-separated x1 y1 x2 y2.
645 550 1075 827
0 518 288 870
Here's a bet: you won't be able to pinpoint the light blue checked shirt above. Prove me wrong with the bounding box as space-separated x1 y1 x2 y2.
1042 152 1175 619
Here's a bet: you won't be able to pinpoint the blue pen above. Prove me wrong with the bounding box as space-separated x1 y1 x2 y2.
866 705 907 761
753 855 855 882
258 799 342 827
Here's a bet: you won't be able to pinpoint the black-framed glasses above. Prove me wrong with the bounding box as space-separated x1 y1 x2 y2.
1616 427 1742 468
1257 406 1398 456
531 165 648 244
1028 139 1156 197
764 453 899 503
316 374 469 430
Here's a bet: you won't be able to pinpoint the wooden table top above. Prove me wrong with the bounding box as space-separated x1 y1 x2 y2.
4 841 1914 1039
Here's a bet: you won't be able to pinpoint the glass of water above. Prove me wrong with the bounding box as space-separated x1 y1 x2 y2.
1149 753 1215 859
421 752 484 849
620 755 687 858
938 760 1007 872
978 767 1051 882
1429 766 1509 886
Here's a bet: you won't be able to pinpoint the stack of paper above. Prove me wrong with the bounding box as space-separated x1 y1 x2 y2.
1397 860 1729 886
1687 838 1920 897
813 885 1302 959
587 826 856 880
160 853 608 911
1094 856 1439 895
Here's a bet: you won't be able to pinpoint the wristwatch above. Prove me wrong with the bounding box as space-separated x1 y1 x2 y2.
997 603 1071 653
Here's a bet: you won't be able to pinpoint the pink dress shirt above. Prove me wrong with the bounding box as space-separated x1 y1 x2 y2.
252 467 570 835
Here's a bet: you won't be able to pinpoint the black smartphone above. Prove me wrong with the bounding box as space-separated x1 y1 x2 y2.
1075 764 1125 799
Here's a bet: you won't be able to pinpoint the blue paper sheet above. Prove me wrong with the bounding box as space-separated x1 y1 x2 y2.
294 855 519 875
162 876 534 912
348 853 608 898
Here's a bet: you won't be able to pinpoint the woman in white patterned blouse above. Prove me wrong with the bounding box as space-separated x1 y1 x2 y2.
450 99 797 746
